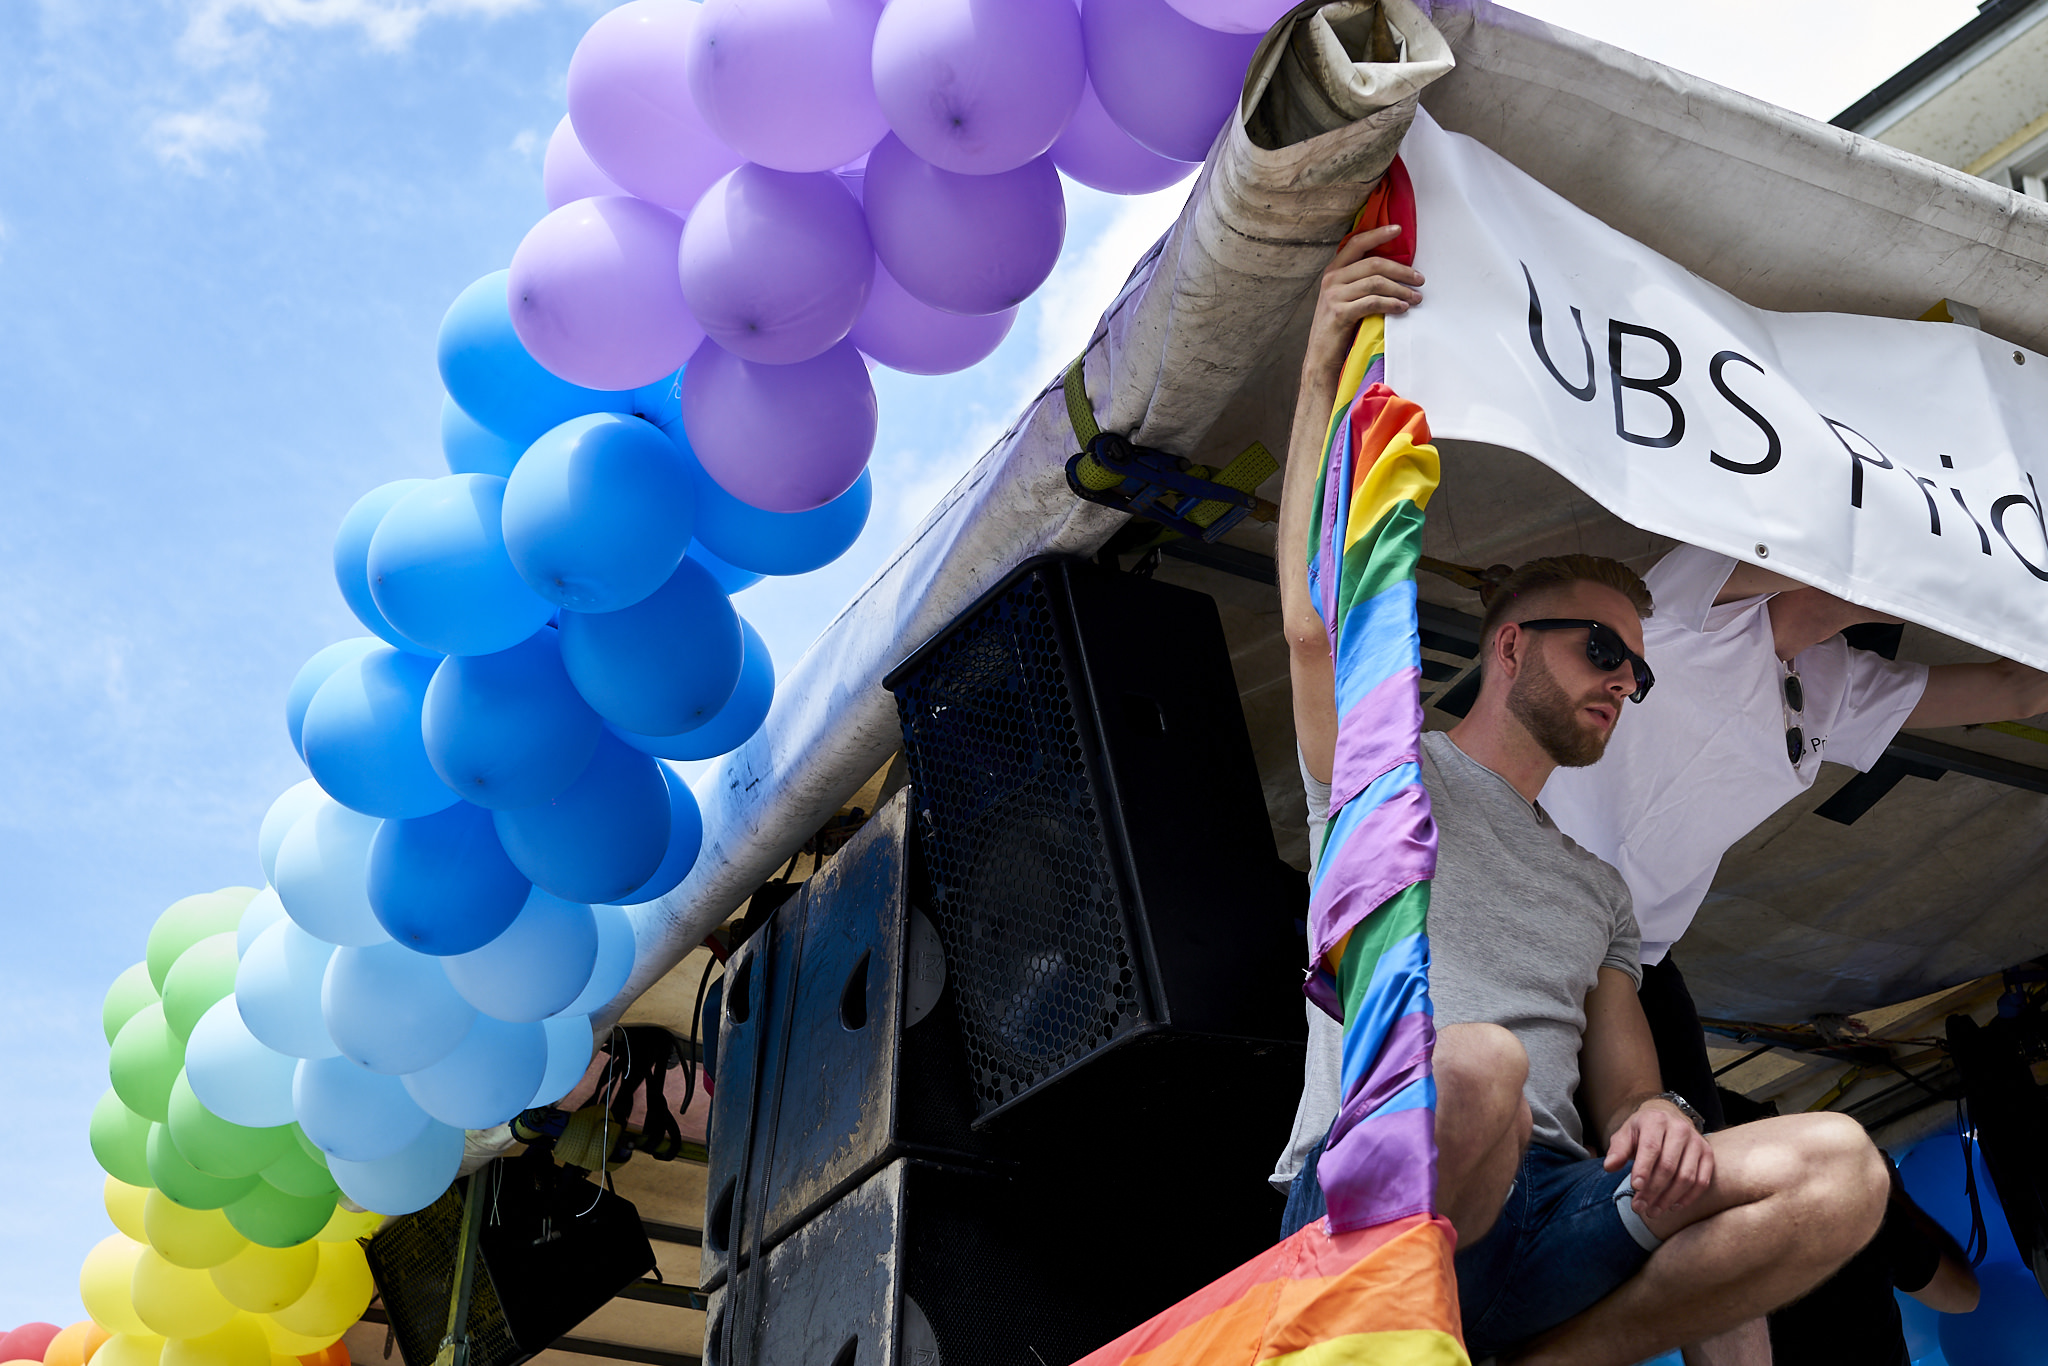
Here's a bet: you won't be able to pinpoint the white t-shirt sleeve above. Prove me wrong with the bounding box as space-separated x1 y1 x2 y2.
1644 545 1742 634
1820 644 1931 773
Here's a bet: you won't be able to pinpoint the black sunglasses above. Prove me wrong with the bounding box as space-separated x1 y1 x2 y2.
1516 619 1656 703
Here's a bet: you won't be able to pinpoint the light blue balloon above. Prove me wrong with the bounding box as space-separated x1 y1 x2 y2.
503 413 696 613
273 796 390 948
368 801 532 956
322 940 476 1075
302 648 459 820
561 904 635 1018
436 271 637 446
327 1119 464 1216
294 1054 432 1163
493 734 670 903
333 480 440 656
422 627 602 811
441 394 525 478
236 885 288 958
186 997 299 1129
613 619 774 762
686 541 764 594
610 764 702 904
236 918 340 1059
558 557 744 736
532 1014 595 1107
368 474 556 658
663 419 871 576
442 889 598 1022
258 779 325 889
400 1015 547 1129
286 638 384 761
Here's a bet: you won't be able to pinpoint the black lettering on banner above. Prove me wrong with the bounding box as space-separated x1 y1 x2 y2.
1608 321 1686 449
1824 418 1893 507
1520 263 1595 401
1991 473 2048 582
1706 350 1782 474
1909 475 1943 535
1951 488 1993 555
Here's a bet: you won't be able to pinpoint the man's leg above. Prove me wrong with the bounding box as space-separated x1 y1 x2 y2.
1434 1023 1531 1247
1506 1112 1888 1366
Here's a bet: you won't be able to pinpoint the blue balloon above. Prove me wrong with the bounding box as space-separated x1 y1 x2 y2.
632 368 686 428
442 889 598 1022
274 797 390 947
301 648 458 820
493 734 670 903
368 802 532 955
611 764 702 904
322 940 476 1075
436 271 637 446
686 541 764 594
503 414 697 613
400 1015 547 1129
422 628 602 810
286 638 384 761
558 558 744 736
326 1119 464 1216
663 420 870 575
367 474 556 658
1899 1127 2025 1265
614 619 774 762
1939 1262 2048 1366
258 779 325 888
236 885 288 958
561 904 636 1017
532 1013 594 1107
441 394 525 478
186 997 299 1129
293 1054 431 1162
333 480 439 657
237 919 340 1059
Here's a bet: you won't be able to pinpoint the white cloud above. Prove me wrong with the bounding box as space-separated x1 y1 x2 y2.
510 126 541 159
181 0 540 62
149 85 269 173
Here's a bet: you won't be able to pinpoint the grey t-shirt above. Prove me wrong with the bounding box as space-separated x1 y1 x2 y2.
1271 730 1640 1187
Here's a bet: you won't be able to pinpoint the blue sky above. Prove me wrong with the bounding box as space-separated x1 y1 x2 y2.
0 0 1977 1331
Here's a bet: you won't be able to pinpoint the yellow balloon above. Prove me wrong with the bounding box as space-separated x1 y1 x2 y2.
267 1243 372 1339
91 1336 163 1366
210 1242 319 1315
144 1192 248 1270
104 1178 152 1243
160 1318 268 1366
81 1234 152 1337
253 1319 340 1357
311 1207 381 1244
44 1320 112 1366
131 1249 237 1339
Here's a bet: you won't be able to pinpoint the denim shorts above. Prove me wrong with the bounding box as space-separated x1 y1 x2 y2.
1282 1139 1659 1359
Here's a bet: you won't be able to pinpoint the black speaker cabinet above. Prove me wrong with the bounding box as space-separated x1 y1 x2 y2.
884 555 1306 1124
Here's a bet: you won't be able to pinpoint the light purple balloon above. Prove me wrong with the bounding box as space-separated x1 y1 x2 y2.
543 114 623 210
863 134 1066 316
1082 0 1259 162
1050 77 1199 194
509 196 705 391
681 339 876 511
1163 0 1295 34
851 259 1016 375
566 0 745 215
678 166 875 365
871 0 1086 176
686 0 891 174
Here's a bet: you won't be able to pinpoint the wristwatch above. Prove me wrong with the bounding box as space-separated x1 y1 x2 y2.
1650 1090 1707 1132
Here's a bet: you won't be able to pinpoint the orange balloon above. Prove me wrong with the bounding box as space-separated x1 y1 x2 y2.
296 1347 348 1366
44 1324 111 1366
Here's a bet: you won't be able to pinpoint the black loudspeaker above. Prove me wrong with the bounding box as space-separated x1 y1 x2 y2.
883 556 1306 1123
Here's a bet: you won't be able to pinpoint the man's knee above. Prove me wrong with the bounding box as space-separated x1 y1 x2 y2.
1437 1023 1528 1124
1753 1113 1889 1251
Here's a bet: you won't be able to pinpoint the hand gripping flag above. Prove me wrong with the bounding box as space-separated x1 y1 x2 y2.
1072 161 1465 1366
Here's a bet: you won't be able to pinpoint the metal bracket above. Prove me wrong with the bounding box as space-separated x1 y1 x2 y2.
1064 433 1277 543
431 1175 487 1366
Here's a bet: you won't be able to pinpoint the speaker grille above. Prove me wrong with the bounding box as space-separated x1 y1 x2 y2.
365 1182 524 1366
894 568 1141 1112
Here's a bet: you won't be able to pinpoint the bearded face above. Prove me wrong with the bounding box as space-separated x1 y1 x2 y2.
1506 638 1616 768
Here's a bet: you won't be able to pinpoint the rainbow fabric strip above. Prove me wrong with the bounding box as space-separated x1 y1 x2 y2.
1073 164 1465 1366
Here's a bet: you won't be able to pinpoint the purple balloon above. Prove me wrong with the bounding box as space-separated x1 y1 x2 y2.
1083 0 1258 162
1050 77 1199 194
680 339 876 512
851 259 1015 374
678 166 875 365
542 115 623 210
1163 0 1295 34
863 134 1065 316
509 196 705 391
565 0 744 214
872 0 1086 175
686 0 890 174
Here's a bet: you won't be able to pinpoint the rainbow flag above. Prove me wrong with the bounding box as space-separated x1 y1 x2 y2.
1072 163 1463 1366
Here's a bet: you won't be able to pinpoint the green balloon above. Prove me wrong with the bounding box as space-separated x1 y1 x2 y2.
147 1121 260 1210
103 962 161 1045
260 1134 337 1199
224 1180 337 1249
292 1124 327 1165
166 1072 292 1178
108 1002 184 1123
90 1089 157 1188
161 933 241 1041
146 888 257 993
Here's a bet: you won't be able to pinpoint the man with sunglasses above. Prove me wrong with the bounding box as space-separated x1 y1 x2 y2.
1271 227 1889 1365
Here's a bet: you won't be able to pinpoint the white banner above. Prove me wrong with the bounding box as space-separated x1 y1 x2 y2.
1390 110 2048 671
